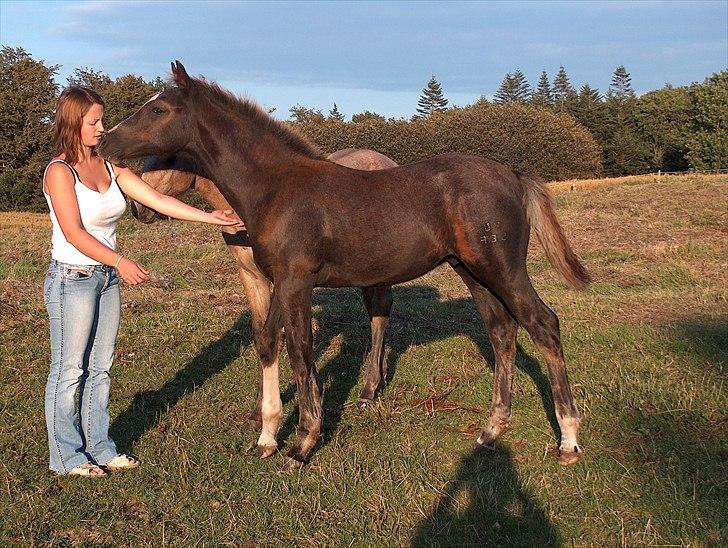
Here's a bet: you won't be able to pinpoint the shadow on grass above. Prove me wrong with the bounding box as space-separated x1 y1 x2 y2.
411 445 561 547
278 284 561 463
671 317 727 373
615 317 728 542
110 281 563 469
109 314 251 453
619 406 728 543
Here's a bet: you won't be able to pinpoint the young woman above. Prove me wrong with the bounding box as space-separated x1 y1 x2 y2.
43 86 242 477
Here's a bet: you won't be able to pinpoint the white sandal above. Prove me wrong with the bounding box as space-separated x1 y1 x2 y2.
67 463 107 477
105 454 140 472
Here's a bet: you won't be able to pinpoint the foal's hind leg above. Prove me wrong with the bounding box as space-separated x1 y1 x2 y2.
463 261 583 465
358 286 393 404
452 264 517 449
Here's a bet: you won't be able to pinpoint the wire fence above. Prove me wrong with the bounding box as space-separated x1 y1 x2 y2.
654 168 728 176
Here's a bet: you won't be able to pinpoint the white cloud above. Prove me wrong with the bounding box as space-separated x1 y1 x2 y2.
63 1 119 15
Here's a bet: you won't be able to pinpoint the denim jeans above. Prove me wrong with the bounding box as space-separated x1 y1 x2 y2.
43 260 120 474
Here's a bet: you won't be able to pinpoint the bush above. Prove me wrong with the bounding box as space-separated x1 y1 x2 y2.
430 103 602 180
293 103 602 180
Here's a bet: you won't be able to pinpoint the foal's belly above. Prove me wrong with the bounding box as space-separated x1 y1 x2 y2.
315 234 445 287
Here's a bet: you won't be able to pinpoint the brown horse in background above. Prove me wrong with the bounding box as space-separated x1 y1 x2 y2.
136 149 397 439
100 61 590 469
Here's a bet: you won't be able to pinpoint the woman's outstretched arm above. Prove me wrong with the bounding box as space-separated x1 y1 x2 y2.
114 164 243 227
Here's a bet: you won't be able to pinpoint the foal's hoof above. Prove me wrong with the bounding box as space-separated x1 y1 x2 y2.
254 444 278 459
357 397 375 409
558 445 583 466
473 439 496 454
243 416 262 432
281 456 304 472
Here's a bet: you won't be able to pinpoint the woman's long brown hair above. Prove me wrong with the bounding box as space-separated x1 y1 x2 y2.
53 86 104 166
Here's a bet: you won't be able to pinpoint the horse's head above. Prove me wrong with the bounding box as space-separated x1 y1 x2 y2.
98 61 197 163
132 155 199 223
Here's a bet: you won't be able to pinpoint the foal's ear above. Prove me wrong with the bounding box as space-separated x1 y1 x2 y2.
171 60 194 91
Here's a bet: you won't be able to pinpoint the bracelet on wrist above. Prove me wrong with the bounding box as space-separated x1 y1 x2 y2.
114 254 124 269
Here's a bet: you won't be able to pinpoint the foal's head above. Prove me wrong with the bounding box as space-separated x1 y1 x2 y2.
98 62 196 163
98 60 321 165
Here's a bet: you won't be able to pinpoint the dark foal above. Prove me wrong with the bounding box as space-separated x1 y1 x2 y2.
100 61 591 469
135 150 396 454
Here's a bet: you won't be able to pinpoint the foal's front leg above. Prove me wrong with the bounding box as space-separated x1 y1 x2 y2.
278 276 322 470
228 244 273 431
251 288 284 458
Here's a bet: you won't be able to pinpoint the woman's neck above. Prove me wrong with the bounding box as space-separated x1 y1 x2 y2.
75 147 96 166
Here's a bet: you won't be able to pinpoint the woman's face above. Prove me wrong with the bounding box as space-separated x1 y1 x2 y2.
80 103 105 148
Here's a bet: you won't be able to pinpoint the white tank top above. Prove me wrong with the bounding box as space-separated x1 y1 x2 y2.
43 158 127 265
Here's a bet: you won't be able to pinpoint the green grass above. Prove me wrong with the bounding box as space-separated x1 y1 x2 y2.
1 175 727 546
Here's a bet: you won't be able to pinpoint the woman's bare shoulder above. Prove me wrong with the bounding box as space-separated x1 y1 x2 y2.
45 159 75 187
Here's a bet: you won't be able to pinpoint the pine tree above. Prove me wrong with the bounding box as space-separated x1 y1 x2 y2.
415 75 448 118
494 73 516 104
495 70 531 104
511 69 531 102
604 66 650 175
574 84 606 136
552 66 577 112
493 69 531 105
328 103 345 122
531 70 553 106
609 65 635 101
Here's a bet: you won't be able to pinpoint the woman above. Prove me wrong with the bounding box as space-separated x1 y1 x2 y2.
42 86 242 477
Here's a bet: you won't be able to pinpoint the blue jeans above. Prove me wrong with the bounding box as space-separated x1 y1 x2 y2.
43 260 121 474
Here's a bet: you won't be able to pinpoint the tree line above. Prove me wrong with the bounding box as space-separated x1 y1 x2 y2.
295 65 727 178
0 45 725 211
489 65 727 176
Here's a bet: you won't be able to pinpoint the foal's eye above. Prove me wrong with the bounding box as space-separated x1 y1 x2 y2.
152 107 166 115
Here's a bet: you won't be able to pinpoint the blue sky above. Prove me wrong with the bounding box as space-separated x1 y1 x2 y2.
1 0 726 120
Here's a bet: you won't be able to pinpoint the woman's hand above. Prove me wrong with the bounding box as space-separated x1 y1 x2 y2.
116 257 151 285
208 209 245 228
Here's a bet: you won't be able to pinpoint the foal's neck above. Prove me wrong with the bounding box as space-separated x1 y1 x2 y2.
188 98 318 226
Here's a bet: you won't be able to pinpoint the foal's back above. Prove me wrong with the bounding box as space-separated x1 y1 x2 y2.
259 153 529 287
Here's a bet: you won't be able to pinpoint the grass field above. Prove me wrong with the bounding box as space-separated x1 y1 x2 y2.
1 174 726 546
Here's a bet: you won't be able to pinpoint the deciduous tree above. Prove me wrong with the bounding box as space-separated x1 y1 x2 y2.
686 71 728 170
289 104 325 123
0 46 58 176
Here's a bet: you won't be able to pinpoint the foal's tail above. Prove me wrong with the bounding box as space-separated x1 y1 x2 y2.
517 172 591 289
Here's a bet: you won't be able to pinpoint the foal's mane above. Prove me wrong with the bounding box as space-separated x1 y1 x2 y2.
192 77 325 160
